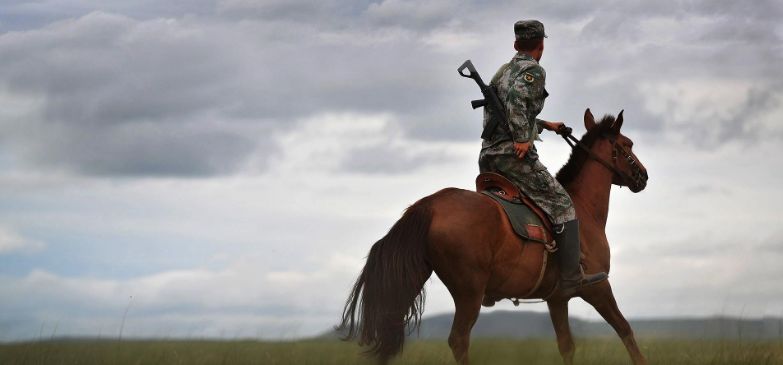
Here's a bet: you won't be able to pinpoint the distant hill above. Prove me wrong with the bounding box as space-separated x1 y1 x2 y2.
329 310 783 340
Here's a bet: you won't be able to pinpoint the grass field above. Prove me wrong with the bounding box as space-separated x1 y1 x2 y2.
1 338 782 364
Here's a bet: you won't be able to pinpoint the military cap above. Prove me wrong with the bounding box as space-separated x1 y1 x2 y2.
514 20 547 40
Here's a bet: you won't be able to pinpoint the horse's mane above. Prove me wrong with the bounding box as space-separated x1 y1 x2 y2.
555 115 616 186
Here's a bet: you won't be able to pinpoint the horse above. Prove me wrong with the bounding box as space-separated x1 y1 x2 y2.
338 109 650 365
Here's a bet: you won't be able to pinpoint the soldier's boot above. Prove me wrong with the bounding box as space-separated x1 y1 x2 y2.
554 219 608 296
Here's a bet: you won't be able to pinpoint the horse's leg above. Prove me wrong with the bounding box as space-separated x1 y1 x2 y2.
425 189 501 364
439 265 487 364
547 299 575 365
447 291 483 365
582 282 647 365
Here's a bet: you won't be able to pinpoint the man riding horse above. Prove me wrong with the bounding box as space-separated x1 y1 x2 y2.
478 20 607 295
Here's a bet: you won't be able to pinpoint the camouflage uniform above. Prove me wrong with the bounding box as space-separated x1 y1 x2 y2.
478 53 576 224
479 19 607 294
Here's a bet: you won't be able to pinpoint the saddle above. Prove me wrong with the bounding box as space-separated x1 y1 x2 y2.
475 172 554 244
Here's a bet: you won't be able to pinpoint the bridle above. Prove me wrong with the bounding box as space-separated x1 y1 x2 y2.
560 128 647 191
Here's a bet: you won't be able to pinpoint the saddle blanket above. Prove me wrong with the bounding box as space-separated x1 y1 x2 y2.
481 190 550 244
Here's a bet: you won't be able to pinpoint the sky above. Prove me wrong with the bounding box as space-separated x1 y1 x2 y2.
1 0 782 341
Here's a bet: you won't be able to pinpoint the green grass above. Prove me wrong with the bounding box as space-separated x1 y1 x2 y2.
0 338 782 364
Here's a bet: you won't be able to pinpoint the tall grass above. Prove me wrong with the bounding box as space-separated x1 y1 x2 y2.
0 338 781 364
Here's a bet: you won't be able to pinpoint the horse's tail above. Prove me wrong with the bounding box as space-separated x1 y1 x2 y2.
338 198 434 362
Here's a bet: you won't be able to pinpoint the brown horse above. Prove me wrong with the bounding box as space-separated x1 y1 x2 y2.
339 109 649 365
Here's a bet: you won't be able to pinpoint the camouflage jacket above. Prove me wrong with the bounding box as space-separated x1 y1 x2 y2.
480 52 548 159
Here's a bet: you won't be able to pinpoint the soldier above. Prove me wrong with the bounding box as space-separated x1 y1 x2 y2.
478 20 607 295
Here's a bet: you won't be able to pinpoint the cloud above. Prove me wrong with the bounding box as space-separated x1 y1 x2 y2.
340 143 451 174
548 7 782 145
0 253 364 340
364 0 460 29
0 226 44 254
607 233 783 317
1 0 783 343
216 0 362 21
0 12 280 176
639 79 783 146
3 1 778 178
0 0 216 31
0 10 478 176
753 231 783 254
269 112 458 175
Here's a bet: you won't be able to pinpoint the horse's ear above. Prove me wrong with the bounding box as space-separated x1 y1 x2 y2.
584 108 596 130
611 109 624 134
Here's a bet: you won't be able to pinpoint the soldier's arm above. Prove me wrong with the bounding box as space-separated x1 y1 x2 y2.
538 119 561 130
535 118 547 134
539 120 567 134
504 72 535 143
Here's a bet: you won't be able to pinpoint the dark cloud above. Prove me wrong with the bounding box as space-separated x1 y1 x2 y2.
689 0 783 20
26 123 259 177
216 0 373 22
363 0 464 30
1 1 781 178
339 143 451 174
757 232 783 254
0 12 274 176
682 184 733 197
552 9 782 145
0 0 216 31
0 13 244 123
0 9 474 176
712 82 783 144
615 234 782 263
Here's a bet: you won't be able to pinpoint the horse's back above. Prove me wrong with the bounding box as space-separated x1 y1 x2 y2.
427 188 504 253
423 188 552 300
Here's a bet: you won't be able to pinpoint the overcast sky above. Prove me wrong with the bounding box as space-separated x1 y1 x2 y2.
1 0 782 341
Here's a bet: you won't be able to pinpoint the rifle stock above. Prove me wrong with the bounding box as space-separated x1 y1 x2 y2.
458 60 508 140
471 99 488 109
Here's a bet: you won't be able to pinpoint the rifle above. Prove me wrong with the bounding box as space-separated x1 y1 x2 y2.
457 60 507 140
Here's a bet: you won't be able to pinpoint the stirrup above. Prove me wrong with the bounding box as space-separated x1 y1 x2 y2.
560 272 608 294
581 272 608 286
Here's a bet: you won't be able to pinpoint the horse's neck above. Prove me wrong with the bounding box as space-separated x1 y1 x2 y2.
566 158 613 228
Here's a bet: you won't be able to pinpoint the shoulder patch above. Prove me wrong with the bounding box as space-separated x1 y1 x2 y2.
523 72 535 83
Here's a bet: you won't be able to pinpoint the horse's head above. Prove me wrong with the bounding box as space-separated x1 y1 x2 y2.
583 108 648 192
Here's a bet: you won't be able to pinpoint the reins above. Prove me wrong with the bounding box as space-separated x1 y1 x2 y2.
558 128 645 191
560 129 625 178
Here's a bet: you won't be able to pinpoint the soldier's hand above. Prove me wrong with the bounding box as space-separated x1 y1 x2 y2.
514 142 530 160
545 121 564 131
547 121 571 136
